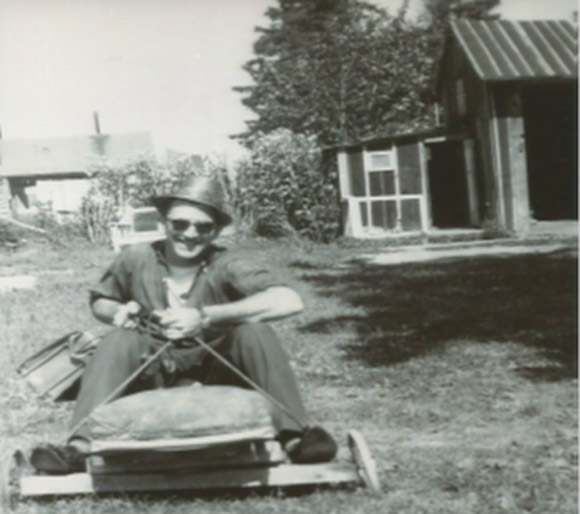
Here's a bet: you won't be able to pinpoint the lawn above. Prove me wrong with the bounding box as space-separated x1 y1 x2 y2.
0 236 577 513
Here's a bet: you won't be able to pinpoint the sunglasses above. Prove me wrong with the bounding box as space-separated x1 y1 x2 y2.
166 218 216 235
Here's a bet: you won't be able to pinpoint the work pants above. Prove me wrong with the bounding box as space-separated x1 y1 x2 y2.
70 323 309 441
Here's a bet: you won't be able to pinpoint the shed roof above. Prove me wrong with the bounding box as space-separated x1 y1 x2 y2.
0 132 153 178
451 19 577 81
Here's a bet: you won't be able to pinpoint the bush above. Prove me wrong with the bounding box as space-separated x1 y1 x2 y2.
0 219 19 246
232 130 340 243
29 205 87 247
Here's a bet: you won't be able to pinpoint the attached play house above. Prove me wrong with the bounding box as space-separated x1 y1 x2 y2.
336 19 577 238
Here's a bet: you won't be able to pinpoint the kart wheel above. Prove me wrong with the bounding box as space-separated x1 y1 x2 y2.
0 451 24 510
347 430 381 495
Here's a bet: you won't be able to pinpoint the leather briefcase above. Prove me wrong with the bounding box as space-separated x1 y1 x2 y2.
17 331 101 401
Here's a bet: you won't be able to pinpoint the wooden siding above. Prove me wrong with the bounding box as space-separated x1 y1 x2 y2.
346 150 366 196
396 141 422 194
493 85 531 233
400 199 422 231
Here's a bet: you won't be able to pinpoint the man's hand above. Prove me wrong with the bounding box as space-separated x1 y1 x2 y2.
154 307 203 341
112 301 141 328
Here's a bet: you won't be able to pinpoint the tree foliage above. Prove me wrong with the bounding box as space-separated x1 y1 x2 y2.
235 0 501 147
235 0 435 147
423 0 500 29
232 129 340 242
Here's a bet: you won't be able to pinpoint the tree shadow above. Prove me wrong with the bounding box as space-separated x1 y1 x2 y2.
293 249 578 380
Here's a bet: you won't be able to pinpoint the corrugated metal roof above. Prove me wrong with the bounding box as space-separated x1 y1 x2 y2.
451 19 577 81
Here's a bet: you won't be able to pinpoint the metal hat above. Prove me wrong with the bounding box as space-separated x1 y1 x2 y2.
151 175 232 226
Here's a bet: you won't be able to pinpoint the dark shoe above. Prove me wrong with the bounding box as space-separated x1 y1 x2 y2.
30 443 86 474
286 425 338 464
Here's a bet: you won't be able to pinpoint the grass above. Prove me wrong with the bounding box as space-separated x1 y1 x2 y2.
0 236 577 513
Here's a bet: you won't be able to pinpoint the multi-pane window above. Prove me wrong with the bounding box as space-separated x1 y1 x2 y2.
363 150 398 230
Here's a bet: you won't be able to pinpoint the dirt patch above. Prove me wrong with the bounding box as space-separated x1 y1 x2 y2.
360 243 569 266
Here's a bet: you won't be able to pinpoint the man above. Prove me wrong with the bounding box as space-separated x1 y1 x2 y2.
31 175 337 473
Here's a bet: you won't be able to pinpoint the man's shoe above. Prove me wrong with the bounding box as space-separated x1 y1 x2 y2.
286 425 338 464
30 443 86 474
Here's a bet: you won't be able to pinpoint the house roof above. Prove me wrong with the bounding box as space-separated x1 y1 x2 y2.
0 132 154 178
451 19 577 81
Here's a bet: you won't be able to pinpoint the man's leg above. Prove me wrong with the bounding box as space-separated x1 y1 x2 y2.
70 328 154 440
202 323 309 434
31 328 154 473
200 323 337 463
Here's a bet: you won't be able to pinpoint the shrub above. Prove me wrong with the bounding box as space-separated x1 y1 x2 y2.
232 130 340 243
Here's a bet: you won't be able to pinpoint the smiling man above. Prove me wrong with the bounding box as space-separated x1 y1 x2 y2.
30 175 337 474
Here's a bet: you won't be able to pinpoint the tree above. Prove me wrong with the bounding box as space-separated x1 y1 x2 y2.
420 0 501 64
422 0 500 29
234 0 435 147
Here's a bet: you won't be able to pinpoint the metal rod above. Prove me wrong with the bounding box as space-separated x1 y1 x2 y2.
64 340 173 444
191 335 306 430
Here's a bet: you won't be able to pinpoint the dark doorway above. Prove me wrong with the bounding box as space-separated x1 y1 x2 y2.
523 83 578 220
427 141 471 228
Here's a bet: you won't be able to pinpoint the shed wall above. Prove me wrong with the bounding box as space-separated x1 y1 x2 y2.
346 150 366 197
397 141 422 194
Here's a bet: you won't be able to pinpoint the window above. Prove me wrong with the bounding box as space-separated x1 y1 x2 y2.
366 150 395 197
368 152 393 170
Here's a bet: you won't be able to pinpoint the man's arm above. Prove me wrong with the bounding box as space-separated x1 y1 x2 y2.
204 286 304 324
91 298 141 327
156 286 304 341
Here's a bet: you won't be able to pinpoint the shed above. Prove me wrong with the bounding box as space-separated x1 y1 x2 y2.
337 18 577 238
336 126 479 238
0 132 154 215
440 18 577 234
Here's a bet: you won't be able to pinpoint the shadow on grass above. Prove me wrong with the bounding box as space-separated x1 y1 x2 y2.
294 249 578 381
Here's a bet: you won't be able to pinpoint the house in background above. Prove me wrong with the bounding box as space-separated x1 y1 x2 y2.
337 19 577 238
0 131 154 217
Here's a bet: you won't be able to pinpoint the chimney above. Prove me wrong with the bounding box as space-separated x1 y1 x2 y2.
93 111 101 135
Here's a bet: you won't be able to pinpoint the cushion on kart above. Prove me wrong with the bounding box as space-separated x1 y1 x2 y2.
87 385 274 441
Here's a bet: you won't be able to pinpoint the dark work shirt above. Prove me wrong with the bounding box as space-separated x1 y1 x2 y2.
90 241 286 316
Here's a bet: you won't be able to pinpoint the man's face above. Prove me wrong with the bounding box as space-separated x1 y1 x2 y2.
163 200 219 261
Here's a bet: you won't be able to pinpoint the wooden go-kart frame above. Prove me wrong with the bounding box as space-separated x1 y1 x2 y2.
1 430 380 509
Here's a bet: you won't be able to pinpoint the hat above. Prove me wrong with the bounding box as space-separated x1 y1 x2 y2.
151 175 232 226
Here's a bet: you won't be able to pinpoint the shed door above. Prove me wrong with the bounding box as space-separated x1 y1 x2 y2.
427 140 471 228
523 83 577 221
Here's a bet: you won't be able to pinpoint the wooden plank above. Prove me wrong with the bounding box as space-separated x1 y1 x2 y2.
90 427 275 454
488 86 507 227
87 441 284 475
463 139 480 226
418 142 431 231
507 115 530 234
20 462 359 497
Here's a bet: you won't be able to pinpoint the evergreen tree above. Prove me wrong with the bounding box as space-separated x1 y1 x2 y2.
233 0 501 147
234 0 434 146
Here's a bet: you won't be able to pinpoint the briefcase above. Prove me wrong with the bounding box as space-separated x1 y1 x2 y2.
17 331 101 401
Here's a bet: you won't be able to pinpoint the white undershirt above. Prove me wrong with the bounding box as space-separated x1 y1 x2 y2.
164 265 198 308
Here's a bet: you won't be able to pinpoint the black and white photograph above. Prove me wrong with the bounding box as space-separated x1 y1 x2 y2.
0 0 577 512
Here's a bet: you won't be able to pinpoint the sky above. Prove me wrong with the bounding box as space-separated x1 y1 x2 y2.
0 0 577 159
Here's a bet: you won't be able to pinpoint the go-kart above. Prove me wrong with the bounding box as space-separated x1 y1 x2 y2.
4 316 381 509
